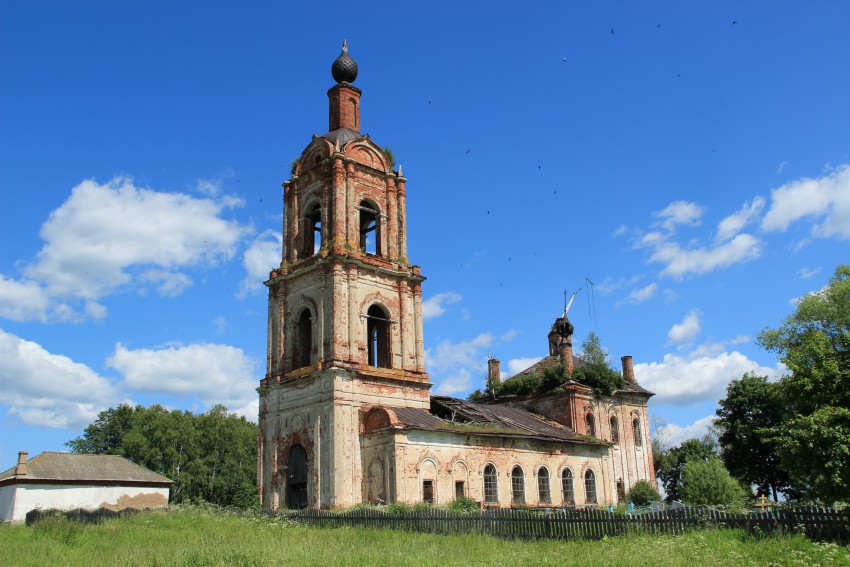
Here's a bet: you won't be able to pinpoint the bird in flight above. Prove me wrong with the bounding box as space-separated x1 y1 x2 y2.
428 99 432 104
466 148 471 154
562 57 567 62
610 27 614 35
732 21 737 26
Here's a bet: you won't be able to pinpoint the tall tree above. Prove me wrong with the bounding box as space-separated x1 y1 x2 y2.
67 404 258 507
656 438 716 503
715 373 789 501
758 264 850 504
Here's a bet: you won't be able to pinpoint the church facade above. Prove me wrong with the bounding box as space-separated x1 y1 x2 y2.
257 44 655 510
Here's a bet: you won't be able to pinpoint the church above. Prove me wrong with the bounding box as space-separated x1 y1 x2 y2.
257 43 655 510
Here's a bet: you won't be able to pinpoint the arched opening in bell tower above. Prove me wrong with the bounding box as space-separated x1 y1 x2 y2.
295 309 313 369
303 203 322 258
366 304 390 368
359 200 381 256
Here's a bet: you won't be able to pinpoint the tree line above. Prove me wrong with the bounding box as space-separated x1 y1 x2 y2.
67 404 258 507
657 265 850 506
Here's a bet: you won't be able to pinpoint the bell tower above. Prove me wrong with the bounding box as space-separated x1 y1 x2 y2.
258 42 430 510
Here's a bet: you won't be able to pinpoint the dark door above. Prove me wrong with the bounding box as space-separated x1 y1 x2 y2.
286 445 308 509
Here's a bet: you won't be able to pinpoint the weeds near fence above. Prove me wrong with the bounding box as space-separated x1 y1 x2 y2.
282 505 850 543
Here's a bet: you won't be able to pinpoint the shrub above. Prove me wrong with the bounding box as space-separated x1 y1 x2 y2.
681 457 746 508
627 480 661 507
446 496 480 513
383 502 412 514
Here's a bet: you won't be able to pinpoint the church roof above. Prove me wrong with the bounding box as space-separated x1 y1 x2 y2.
321 128 360 146
507 354 654 396
0 452 172 487
386 397 606 446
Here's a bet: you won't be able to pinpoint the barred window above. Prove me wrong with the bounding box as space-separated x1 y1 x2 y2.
537 467 551 505
584 469 597 504
561 468 575 505
610 416 619 444
633 418 643 447
483 464 498 504
511 466 525 505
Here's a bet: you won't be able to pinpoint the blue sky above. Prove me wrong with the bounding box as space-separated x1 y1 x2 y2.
1 2 849 471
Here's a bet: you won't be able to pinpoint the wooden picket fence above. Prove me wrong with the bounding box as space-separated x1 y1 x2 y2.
282 505 850 543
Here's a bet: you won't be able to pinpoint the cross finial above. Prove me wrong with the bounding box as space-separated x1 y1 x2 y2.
343 39 348 52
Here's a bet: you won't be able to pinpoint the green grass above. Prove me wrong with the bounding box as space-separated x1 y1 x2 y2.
1 506 848 566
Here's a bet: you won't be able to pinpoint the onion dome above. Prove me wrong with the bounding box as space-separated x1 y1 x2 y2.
331 40 358 84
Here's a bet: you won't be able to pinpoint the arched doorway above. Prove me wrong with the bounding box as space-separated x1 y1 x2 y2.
286 444 308 509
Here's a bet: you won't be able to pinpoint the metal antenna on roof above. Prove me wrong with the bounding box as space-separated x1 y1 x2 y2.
585 277 597 327
564 287 582 318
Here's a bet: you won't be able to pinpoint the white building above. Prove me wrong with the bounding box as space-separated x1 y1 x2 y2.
0 451 171 523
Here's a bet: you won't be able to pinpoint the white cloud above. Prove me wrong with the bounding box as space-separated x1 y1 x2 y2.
653 201 705 231
618 282 658 306
107 342 258 419
422 292 463 320
595 274 645 296
506 357 542 378
501 329 519 342
213 316 226 333
0 328 119 428
8 177 250 321
635 346 782 406
426 333 494 372
645 233 762 279
715 197 765 242
796 267 821 280
433 368 474 396
761 165 850 239
776 161 787 174
656 415 716 448
0 276 49 322
238 230 281 297
667 309 701 345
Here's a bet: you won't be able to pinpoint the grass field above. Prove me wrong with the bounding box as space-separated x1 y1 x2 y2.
1 506 848 566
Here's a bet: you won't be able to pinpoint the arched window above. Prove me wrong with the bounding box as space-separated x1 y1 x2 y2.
483 464 498 504
303 203 322 258
537 467 551 505
610 416 619 444
633 418 643 447
584 470 597 504
561 468 575 505
359 200 381 256
586 413 596 437
286 445 308 509
616 479 626 502
295 309 312 369
511 466 525 505
367 304 390 368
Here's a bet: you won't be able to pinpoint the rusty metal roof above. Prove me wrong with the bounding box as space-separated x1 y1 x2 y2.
385 398 606 446
0 452 172 485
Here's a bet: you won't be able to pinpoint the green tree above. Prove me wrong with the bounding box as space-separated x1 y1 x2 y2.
572 332 625 396
67 404 258 507
627 480 661 507
715 373 789 501
656 438 716 503
758 264 850 504
680 457 746 508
